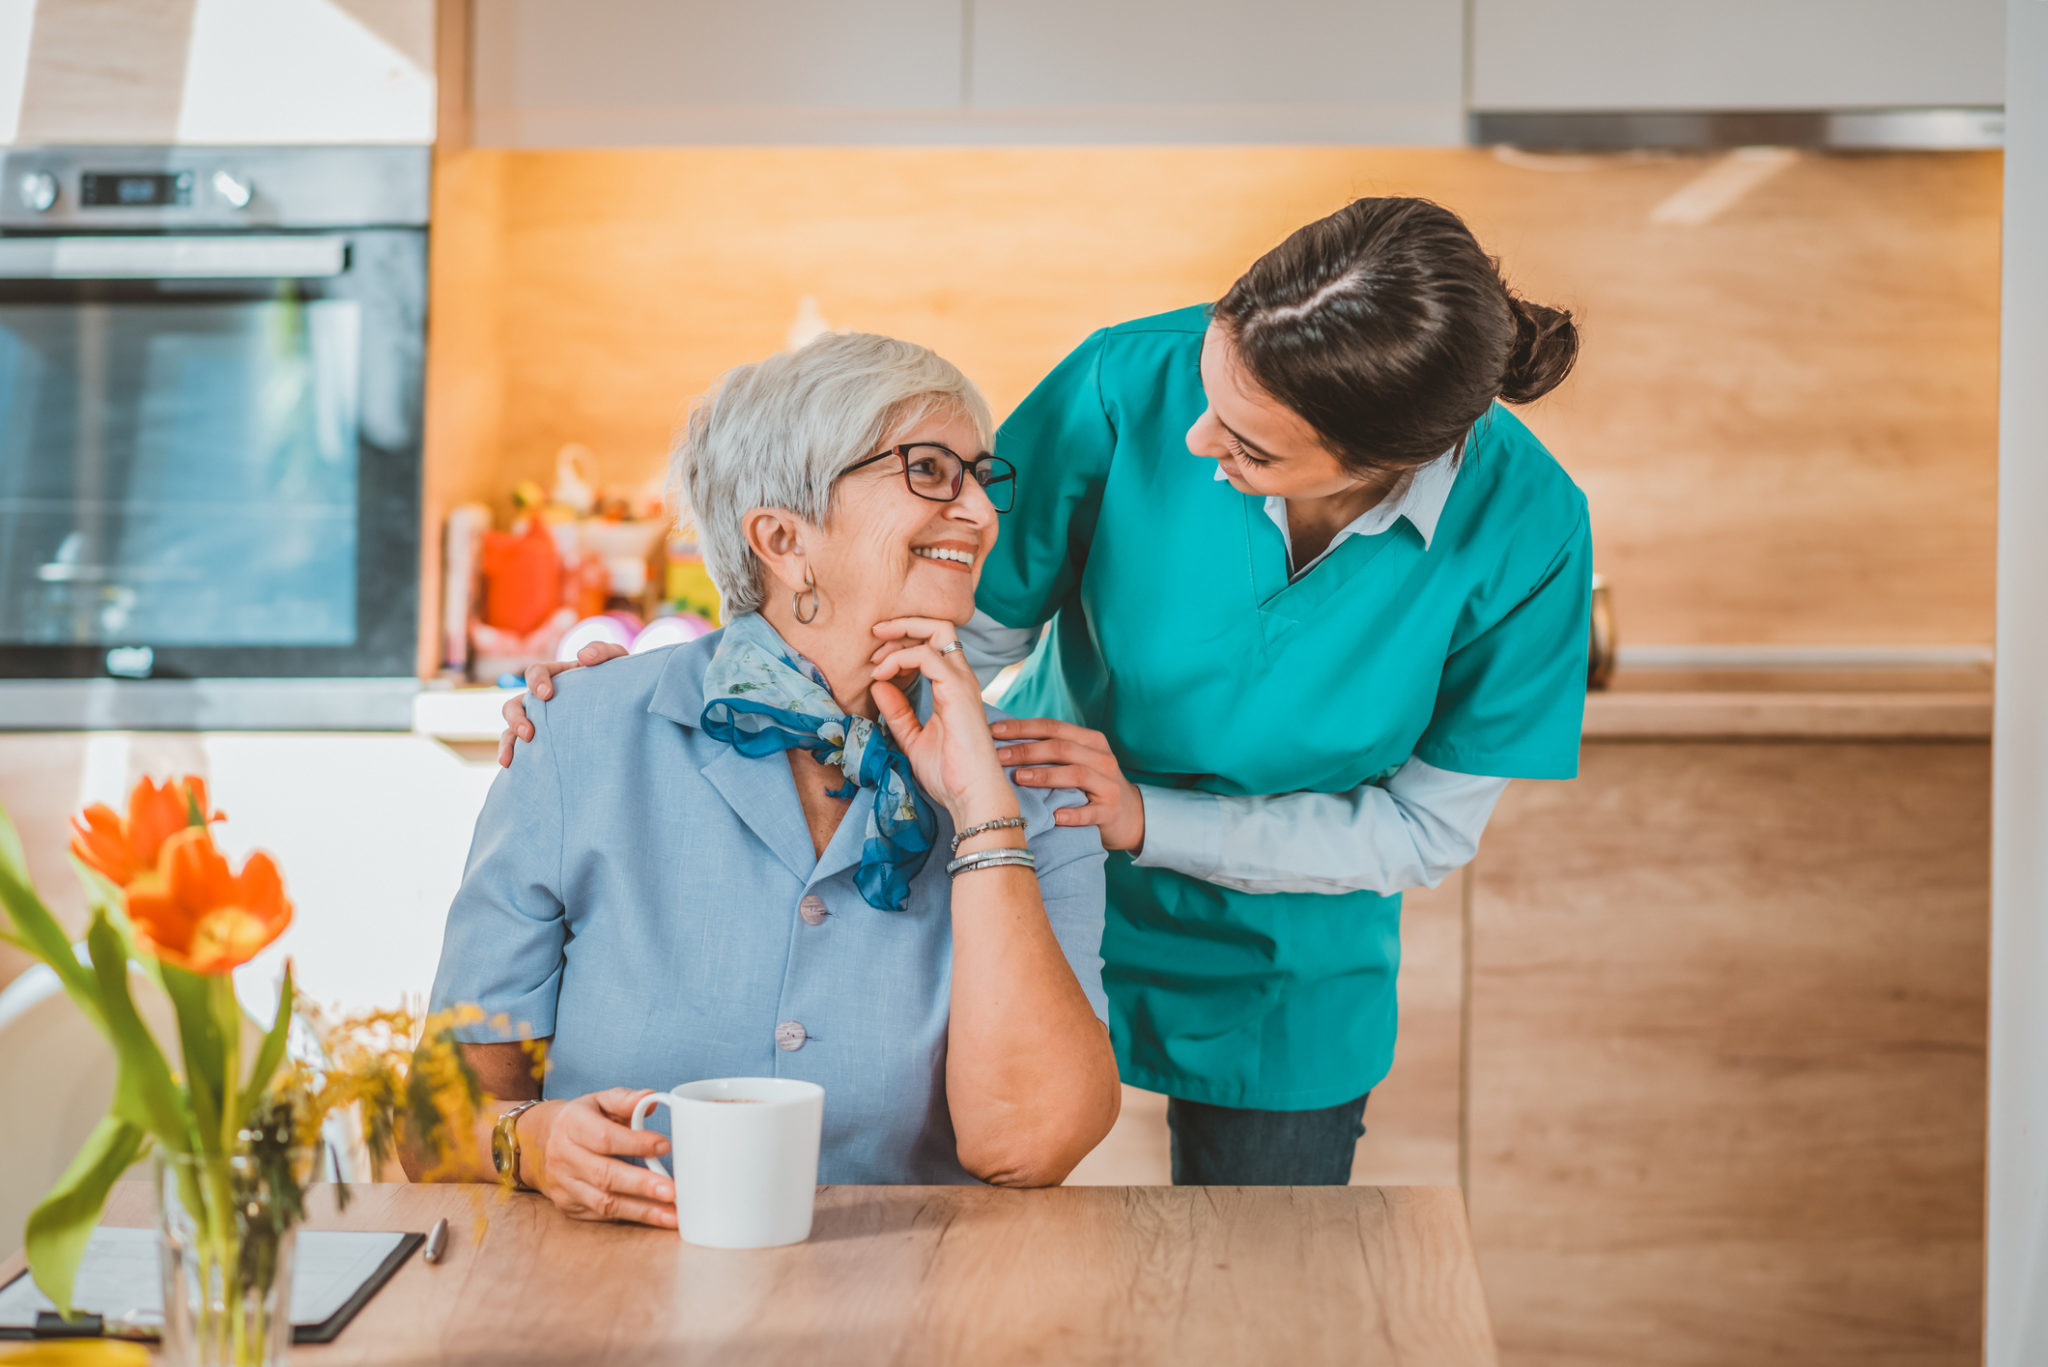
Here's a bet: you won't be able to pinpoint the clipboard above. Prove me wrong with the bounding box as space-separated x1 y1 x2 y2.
0 1227 424 1344
297 1230 424 1344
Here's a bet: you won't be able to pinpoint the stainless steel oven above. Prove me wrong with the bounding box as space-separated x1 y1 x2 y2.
0 146 426 729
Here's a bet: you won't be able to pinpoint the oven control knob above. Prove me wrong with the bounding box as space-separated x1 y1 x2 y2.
17 171 57 213
211 169 253 209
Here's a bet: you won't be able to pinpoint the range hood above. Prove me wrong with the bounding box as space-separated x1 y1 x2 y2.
1471 107 2003 151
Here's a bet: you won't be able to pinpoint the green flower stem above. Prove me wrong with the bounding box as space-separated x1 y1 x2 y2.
217 974 242 1150
213 978 249 1362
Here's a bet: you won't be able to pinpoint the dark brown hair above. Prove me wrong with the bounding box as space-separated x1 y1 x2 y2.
1213 197 1579 475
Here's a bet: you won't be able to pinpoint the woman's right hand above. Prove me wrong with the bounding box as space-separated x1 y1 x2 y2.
497 642 630 767
869 617 1017 828
516 1089 677 1228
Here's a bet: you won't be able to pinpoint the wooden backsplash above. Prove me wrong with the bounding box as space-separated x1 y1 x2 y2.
421 146 2001 666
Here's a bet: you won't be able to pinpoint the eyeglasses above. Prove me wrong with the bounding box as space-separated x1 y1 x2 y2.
842 443 1016 514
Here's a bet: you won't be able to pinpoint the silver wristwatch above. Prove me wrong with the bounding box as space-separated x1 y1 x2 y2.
492 1099 543 1189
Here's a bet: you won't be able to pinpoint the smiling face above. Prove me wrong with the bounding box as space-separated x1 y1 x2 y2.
1187 323 1380 501
799 406 999 632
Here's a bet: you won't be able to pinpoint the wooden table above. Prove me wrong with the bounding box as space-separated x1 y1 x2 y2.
3 1183 1496 1366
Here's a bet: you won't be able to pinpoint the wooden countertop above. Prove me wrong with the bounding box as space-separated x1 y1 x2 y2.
3 1182 1496 1367
420 683 1994 745
1585 671 1994 740
1584 690 1993 740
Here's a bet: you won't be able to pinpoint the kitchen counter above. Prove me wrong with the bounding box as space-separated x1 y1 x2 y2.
413 684 524 741
1470 684 1991 1364
1584 669 1994 740
417 673 1997 746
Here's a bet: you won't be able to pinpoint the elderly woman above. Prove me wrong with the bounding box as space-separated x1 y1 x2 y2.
410 333 1120 1223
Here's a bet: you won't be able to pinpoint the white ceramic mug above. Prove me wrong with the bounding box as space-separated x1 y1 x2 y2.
629 1077 824 1249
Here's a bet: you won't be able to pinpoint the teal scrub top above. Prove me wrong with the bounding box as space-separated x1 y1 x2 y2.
976 306 1592 1111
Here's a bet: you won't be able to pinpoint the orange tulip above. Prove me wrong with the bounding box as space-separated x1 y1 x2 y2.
125 826 293 975
69 776 217 888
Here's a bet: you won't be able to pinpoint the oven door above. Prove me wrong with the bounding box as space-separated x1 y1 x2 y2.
0 229 422 728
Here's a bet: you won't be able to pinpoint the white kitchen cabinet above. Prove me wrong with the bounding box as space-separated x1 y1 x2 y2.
470 0 966 146
467 0 1465 145
0 731 498 1018
0 0 436 146
966 0 1464 143
1470 0 2003 112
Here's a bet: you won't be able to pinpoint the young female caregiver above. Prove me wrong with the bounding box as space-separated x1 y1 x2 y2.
505 196 1591 1186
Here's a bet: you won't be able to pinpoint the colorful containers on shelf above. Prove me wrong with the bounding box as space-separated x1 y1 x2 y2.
556 611 714 662
631 614 714 653
663 531 723 626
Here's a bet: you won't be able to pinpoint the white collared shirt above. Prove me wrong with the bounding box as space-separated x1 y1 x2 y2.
960 447 1510 898
1227 445 1460 577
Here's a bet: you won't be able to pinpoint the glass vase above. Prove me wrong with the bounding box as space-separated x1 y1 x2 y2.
154 1145 318 1367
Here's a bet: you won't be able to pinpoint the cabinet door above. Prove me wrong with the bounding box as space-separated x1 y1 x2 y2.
1471 0 2003 111
968 0 1464 143
1467 741 1989 1364
470 0 965 145
3 0 436 146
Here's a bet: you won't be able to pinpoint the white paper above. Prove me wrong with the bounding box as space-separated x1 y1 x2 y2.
0 1226 407 1332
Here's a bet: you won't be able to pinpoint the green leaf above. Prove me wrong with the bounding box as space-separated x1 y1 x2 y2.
68 853 139 957
212 972 241 1155
24 1116 147 1319
239 965 295 1126
159 963 227 1154
84 911 191 1153
0 800 27 880
0 846 101 1023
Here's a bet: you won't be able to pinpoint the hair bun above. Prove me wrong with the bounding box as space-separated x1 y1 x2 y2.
1500 294 1579 405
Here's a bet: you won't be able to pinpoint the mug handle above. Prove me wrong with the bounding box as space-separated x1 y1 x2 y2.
629 1092 680 1181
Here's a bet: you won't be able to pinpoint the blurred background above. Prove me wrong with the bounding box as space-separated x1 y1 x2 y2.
0 3 2031 1364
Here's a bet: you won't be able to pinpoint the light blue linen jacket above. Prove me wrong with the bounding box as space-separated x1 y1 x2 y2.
428 629 1109 1185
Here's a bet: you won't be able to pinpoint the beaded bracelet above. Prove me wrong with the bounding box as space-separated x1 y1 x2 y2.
950 815 1027 856
946 847 1038 878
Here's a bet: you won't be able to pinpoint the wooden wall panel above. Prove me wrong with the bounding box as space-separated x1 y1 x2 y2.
1466 742 1988 1366
417 147 507 673
422 146 2000 660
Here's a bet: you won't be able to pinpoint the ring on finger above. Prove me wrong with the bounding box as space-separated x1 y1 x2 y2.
936 640 965 658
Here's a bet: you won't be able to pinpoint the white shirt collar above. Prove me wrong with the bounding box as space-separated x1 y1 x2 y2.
1215 447 1458 575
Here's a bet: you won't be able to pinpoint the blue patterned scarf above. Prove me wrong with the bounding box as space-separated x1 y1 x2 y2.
699 613 936 911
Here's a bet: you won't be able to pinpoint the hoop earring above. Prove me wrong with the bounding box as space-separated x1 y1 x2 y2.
792 565 820 624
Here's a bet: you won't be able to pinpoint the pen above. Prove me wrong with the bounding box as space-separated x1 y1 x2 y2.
423 1217 450 1264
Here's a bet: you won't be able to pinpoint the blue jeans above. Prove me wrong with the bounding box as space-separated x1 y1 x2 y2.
1166 1092 1372 1185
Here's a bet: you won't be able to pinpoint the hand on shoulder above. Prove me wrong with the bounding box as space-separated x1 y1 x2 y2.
497 641 631 767
989 717 1146 852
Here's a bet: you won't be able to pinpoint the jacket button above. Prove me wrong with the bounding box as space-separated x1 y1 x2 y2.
775 1021 807 1051
798 895 829 926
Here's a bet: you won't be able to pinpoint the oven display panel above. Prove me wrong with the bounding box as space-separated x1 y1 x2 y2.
80 171 194 208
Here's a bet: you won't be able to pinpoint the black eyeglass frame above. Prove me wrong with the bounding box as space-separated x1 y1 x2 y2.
842 443 1016 514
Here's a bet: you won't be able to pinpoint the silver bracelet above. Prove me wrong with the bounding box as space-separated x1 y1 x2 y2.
946 847 1038 877
950 815 1027 856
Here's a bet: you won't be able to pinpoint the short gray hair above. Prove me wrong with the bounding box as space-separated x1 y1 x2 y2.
672 332 994 618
